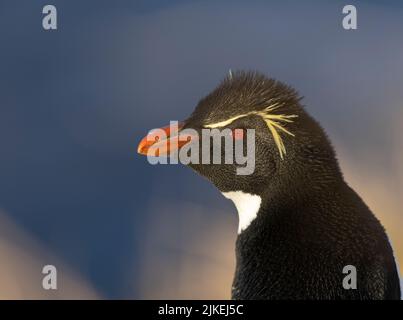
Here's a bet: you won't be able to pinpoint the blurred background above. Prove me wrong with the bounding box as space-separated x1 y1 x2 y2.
0 0 402 299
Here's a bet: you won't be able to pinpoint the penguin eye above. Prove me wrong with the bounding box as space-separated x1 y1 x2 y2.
230 128 245 140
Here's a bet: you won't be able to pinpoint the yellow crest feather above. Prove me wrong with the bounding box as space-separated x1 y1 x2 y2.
256 104 298 159
205 102 298 159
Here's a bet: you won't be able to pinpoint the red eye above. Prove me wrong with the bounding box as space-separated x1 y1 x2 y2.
231 128 245 140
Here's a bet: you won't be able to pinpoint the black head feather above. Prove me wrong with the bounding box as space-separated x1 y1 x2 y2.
183 71 341 197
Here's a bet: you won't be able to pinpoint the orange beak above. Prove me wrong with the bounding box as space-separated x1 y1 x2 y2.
137 122 197 156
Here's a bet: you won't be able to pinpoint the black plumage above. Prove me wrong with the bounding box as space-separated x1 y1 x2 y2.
187 71 400 299
140 71 401 299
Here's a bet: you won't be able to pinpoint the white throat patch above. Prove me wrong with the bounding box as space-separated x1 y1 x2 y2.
222 191 262 234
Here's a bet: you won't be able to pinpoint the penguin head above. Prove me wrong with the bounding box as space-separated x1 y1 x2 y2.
138 71 340 198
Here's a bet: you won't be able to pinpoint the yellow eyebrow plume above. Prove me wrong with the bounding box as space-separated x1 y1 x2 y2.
204 114 249 129
204 103 298 159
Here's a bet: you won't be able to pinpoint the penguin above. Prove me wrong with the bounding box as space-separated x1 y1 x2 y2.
137 71 401 300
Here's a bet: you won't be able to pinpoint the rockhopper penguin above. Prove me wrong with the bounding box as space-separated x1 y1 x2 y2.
137 71 401 299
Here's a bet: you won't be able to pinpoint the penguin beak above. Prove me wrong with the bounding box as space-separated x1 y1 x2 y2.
137 122 197 156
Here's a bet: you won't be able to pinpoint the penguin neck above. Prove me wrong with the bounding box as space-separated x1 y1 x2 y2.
226 173 345 258
222 191 262 234
222 189 281 238
222 176 319 237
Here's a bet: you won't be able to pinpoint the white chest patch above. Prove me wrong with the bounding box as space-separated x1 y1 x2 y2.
222 191 262 234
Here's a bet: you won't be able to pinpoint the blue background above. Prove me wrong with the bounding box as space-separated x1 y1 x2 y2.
0 0 402 298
